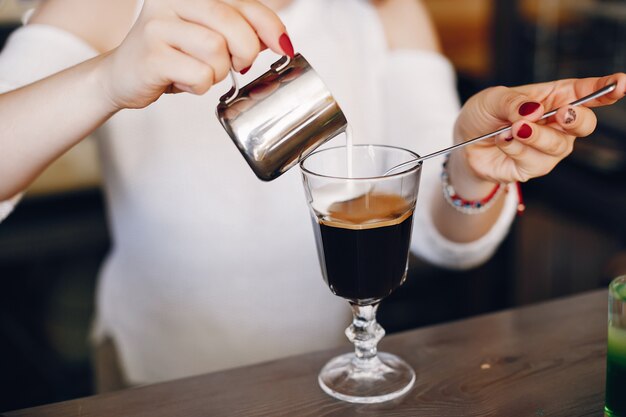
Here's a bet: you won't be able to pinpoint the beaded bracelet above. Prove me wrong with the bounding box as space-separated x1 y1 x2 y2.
441 154 506 215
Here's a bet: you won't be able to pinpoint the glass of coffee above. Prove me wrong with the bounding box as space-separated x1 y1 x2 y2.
300 144 422 403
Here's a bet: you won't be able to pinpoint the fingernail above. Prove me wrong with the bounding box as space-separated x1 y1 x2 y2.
518 123 532 139
564 107 576 124
240 66 251 75
505 136 514 142
279 33 294 58
519 101 541 116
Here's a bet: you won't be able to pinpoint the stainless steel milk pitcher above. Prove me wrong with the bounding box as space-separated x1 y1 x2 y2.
216 54 348 181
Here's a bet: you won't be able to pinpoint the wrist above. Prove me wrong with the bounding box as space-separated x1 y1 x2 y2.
446 150 498 200
90 51 124 115
442 153 505 215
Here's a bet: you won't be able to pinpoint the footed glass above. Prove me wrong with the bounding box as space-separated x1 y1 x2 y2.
300 145 422 403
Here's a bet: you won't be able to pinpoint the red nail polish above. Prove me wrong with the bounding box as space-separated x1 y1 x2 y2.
240 66 251 75
505 137 514 142
519 102 540 116
279 33 294 58
518 123 532 139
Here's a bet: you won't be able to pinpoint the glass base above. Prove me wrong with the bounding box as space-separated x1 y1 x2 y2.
318 352 415 404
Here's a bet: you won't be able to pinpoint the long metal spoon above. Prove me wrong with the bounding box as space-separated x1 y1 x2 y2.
384 82 618 176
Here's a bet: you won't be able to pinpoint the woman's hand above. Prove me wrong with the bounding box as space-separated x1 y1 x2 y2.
96 0 293 111
451 73 626 192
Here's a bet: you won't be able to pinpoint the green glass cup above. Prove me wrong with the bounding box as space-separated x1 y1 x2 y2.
606 275 626 417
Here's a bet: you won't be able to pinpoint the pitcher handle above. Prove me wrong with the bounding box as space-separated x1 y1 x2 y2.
219 70 241 105
220 55 293 105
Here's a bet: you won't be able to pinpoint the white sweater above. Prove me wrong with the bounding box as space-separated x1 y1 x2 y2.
0 0 518 384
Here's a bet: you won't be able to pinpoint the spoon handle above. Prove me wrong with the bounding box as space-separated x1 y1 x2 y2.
385 82 618 175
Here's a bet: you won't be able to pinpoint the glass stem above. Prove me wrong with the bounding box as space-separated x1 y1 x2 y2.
346 302 385 366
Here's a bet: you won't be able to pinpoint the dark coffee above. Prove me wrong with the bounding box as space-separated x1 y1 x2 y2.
312 193 413 305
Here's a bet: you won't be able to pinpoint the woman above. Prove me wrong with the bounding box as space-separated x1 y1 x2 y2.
0 0 623 391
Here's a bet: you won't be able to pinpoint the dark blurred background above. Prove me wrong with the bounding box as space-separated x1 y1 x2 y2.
1 0 625 412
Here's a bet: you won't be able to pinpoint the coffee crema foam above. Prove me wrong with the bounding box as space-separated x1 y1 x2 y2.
322 193 412 230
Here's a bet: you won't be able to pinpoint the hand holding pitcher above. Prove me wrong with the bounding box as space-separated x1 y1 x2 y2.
97 0 293 110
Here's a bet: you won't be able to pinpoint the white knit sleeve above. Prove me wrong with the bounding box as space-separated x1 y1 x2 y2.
0 24 98 88
379 50 518 270
0 24 99 223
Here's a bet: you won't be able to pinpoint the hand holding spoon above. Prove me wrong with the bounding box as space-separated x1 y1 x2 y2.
384 82 618 176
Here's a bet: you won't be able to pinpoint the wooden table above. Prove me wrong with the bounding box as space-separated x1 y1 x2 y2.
3 290 609 417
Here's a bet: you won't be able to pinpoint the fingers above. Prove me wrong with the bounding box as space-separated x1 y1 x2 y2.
497 120 574 159
555 105 597 138
149 0 292 77
176 0 260 71
113 0 293 107
491 102 599 182
460 72 623 185
480 86 546 126
514 72 626 110
161 48 216 95
570 72 626 107
222 0 291 57
148 19 231 83
176 0 292 71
